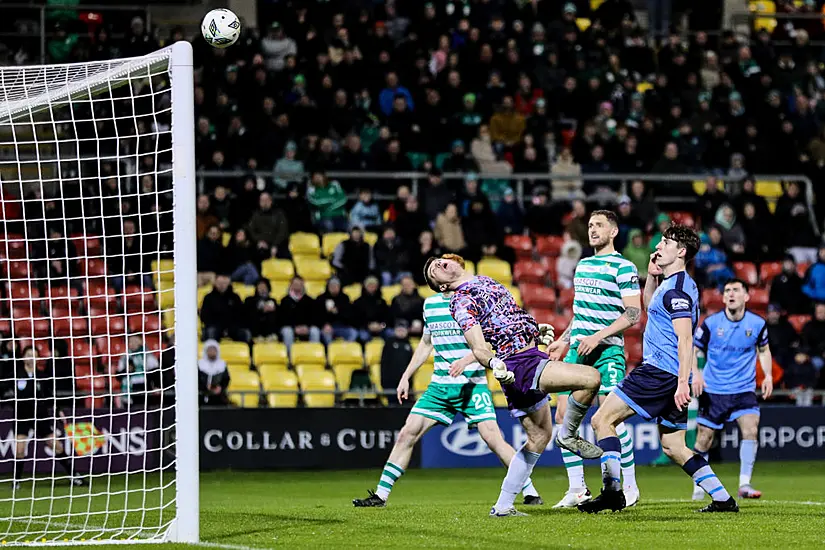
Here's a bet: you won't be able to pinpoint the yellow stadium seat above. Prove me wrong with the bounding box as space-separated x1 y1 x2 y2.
151 259 175 283
365 339 384 366
591 0 605 10
756 180 783 198
343 283 362 302
575 18 591 31
332 363 364 389
478 257 512 285
163 310 175 331
157 279 174 310
232 283 255 301
227 369 261 408
264 370 299 407
413 363 434 392
304 280 326 298
293 363 328 379
197 286 211 309
410 337 422 351
328 341 363 367
418 285 437 298
321 232 349 258
258 362 290 386
300 370 336 407
293 257 333 282
270 280 289 300
636 82 653 94
261 258 295 282
363 231 378 247
253 342 288 367
289 232 321 257
369 363 389 405
465 261 476 275
692 180 707 195
381 284 401 304
220 342 250 365
222 232 232 247
768 202 776 214
290 342 326 366
227 362 253 380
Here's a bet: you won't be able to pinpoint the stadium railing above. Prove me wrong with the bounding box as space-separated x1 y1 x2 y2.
198 170 821 236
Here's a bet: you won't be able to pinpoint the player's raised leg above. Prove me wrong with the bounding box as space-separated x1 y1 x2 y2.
490 405 552 517
476 420 543 505
735 413 761 498
536 361 601 458
660 426 738 512
353 413 438 507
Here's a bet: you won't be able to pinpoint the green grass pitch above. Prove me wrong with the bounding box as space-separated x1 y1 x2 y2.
1 461 824 548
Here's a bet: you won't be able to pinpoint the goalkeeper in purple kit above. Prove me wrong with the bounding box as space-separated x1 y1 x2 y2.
424 254 601 517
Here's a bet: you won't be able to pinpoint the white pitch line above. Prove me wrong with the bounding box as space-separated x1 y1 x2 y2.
646 498 825 506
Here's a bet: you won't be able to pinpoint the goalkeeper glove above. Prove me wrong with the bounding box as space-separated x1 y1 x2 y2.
538 323 555 346
490 357 514 385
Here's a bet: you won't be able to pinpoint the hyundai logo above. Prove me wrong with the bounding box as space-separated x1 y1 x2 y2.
440 422 492 457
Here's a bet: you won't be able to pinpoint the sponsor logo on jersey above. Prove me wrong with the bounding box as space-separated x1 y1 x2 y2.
671 298 690 311
717 327 725 337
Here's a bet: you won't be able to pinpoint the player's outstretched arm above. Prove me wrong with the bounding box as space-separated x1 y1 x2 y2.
643 253 663 311
448 351 481 377
397 333 435 403
673 317 694 410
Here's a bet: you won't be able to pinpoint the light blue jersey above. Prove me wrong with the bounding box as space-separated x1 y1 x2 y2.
643 271 699 377
694 310 768 394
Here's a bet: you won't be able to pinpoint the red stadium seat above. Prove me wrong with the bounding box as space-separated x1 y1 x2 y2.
669 211 695 227
625 337 643 365
733 262 758 286
535 235 565 257
52 315 89 337
83 258 107 277
788 315 810 333
504 235 533 260
558 288 575 309
520 284 556 309
797 262 810 278
32 340 52 359
85 280 117 310
71 235 102 258
749 288 769 309
46 285 81 312
701 289 723 310
759 262 782 284
14 319 50 338
124 285 156 311
513 261 548 285
3 236 28 259
5 260 30 280
127 313 161 333
0 319 10 335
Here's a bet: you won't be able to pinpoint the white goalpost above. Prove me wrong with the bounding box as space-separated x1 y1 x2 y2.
0 41 198 544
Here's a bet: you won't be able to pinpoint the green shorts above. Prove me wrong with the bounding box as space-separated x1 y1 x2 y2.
410 383 497 426
558 344 626 396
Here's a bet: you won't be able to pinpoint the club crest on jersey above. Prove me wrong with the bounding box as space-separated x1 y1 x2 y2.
746 329 753 337
716 327 725 337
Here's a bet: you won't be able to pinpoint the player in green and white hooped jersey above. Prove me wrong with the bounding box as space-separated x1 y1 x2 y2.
353 292 543 508
546 210 643 508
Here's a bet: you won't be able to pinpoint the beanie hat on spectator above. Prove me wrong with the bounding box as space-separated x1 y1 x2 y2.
463 93 476 105
563 3 577 14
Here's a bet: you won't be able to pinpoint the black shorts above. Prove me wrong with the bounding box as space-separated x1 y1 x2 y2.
698 391 759 430
614 363 688 430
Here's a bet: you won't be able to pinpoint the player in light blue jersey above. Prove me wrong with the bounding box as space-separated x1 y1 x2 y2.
691 278 773 501
581 225 739 514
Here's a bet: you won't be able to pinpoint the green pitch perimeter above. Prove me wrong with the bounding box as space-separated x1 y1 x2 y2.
0 462 823 549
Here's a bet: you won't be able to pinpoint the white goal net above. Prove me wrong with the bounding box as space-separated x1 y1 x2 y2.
0 42 198 544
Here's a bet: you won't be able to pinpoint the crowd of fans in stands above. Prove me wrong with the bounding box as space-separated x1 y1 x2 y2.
5 1 825 401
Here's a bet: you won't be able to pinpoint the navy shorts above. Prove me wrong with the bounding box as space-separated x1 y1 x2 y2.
698 391 759 430
614 363 688 430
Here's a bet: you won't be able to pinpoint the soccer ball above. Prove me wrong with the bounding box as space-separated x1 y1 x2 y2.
201 8 241 48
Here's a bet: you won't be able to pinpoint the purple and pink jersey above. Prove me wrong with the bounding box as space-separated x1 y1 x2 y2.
449 275 540 359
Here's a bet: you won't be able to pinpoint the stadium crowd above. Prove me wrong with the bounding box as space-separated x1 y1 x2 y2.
3 0 825 406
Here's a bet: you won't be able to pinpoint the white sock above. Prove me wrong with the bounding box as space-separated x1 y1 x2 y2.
494 446 541 510
617 422 637 491
522 479 539 498
560 395 589 440
739 439 757 487
561 449 585 490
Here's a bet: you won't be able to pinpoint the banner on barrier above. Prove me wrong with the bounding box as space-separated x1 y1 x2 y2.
420 406 825 468
200 407 415 470
0 408 160 474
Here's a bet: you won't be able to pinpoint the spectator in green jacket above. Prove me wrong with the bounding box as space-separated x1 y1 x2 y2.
307 170 348 233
